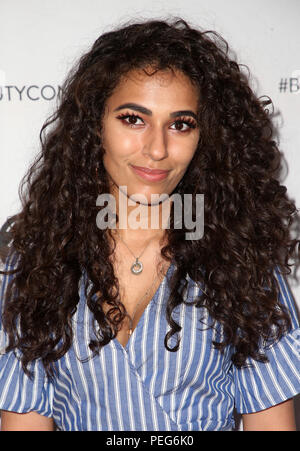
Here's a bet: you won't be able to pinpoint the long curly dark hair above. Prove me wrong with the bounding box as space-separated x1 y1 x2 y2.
1 18 299 377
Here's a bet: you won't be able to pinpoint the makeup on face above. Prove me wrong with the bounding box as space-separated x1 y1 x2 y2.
130 164 170 182
101 68 200 202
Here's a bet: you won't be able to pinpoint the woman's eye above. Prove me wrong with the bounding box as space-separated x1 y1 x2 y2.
117 114 144 126
170 120 197 132
116 114 197 132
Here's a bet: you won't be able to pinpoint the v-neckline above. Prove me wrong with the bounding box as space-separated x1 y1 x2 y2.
113 263 174 352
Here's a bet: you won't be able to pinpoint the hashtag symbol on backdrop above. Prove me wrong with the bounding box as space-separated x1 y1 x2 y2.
279 78 288 93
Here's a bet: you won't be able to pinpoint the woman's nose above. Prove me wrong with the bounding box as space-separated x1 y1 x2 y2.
142 127 168 161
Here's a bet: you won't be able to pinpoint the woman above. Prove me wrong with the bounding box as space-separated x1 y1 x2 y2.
0 18 299 431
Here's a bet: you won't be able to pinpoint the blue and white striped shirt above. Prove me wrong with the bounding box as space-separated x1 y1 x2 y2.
0 251 300 431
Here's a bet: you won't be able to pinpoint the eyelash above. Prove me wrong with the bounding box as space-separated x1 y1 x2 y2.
116 112 197 131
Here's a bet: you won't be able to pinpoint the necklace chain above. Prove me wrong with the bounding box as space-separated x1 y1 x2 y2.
127 264 167 335
116 231 149 260
115 230 157 275
113 230 167 335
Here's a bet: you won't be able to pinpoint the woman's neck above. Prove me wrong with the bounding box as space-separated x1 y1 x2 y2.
110 184 171 243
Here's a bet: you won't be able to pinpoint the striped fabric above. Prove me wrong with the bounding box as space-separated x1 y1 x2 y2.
0 251 300 431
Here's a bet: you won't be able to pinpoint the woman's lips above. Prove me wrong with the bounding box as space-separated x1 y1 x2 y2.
130 164 170 181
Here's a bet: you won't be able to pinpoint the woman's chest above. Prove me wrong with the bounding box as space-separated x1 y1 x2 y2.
52 299 233 431
60 283 231 393
51 277 234 430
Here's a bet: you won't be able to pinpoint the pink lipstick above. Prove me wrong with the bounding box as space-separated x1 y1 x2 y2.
130 164 170 182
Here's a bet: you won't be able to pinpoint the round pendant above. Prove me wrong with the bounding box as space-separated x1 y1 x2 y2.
131 259 143 275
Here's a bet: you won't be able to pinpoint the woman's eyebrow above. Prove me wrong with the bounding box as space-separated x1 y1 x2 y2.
114 103 198 121
170 110 198 121
114 103 152 115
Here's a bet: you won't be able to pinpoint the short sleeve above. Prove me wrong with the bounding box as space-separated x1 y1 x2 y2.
0 251 53 417
233 268 300 414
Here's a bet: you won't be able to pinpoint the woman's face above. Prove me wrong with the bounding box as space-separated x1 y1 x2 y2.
101 68 200 204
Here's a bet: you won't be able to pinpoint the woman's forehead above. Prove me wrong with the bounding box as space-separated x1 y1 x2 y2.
106 67 200 109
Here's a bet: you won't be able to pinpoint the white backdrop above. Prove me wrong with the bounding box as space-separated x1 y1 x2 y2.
0 0 300 428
